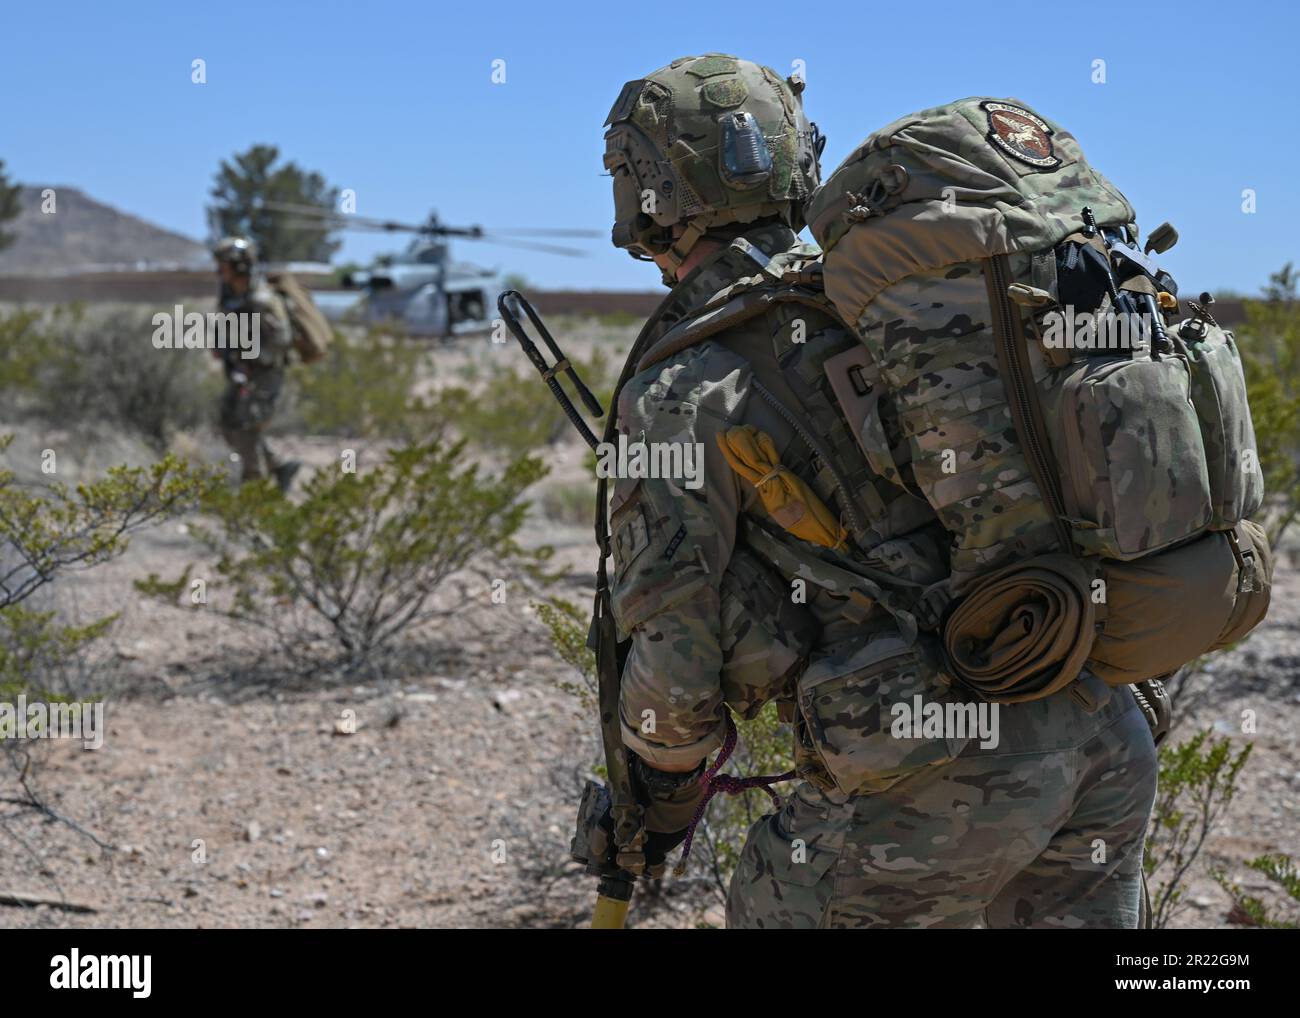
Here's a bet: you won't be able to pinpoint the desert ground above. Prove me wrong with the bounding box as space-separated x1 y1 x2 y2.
1 317 1296 929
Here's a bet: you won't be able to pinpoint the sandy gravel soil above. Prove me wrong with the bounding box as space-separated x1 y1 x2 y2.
1 325 1296 929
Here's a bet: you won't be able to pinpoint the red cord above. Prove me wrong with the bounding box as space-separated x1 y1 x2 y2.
673 713 795 876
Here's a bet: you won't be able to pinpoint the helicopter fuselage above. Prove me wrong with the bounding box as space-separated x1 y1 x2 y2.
317 249 501 337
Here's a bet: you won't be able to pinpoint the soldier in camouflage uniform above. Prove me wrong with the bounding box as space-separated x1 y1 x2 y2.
595 55 1157 928
212 237 300 491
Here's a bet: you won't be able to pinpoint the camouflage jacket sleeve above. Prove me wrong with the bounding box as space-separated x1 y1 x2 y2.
608 341 751 768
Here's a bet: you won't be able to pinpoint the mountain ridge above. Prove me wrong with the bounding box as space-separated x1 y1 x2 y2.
0 185 209 276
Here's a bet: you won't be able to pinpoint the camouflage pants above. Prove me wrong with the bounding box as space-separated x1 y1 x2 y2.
726 676 1157 928
219 369 282 482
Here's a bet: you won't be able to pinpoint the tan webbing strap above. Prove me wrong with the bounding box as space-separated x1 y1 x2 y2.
661 220 709 276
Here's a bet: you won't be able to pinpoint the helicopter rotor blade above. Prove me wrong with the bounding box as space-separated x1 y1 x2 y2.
257 200 344 219
479 227 604 238
259 202 593 255
257 201 431 234
470 234 589 257
273 218 379 234
259 202 600 243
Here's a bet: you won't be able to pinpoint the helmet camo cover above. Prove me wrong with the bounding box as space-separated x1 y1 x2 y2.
603 53 823 262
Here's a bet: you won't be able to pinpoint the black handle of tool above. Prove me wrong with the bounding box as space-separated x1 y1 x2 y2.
498 290 605 417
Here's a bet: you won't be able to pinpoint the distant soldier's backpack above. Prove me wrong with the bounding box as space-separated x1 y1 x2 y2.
807 97 1271 698
265 270 331 364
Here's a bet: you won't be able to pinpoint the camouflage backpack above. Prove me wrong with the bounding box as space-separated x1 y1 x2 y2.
265 270 331 364
805 97 1271 696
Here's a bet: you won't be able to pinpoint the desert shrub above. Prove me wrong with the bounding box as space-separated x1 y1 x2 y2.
0 606 115 702
0 438 214 611
435 377 570 458
438 347 615 460
1215 853 1300 928
1144 728 1252 928
289 321 616 458
535 598 596 710
288 326 438 442
0 305 221 451
1235 264 1300 545
597 310 642 329
150 439 547 669
0 306 47 394
0 430 214 853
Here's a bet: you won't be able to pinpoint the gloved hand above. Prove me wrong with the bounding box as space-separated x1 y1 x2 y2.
585 754 706 878
633 755 707 877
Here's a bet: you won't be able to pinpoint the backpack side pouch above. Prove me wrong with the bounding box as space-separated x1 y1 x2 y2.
1174 320 1266 528
1055 353 1212 559
1087 520 1273 684
795 631 970 796
1208 518 1273 652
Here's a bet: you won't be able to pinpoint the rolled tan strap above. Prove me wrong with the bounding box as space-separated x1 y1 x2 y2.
942 554 1097 704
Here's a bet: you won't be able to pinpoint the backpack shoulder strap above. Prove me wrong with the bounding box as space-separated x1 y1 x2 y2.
636 254 844 374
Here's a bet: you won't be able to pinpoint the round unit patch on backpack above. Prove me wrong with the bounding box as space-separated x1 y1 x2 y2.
981 101 1060 169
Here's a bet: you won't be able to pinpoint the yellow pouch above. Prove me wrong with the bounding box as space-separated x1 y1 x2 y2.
717 425 848 551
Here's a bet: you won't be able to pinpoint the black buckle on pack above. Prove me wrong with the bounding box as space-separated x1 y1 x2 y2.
1226 527 1257 594
914 581 952 633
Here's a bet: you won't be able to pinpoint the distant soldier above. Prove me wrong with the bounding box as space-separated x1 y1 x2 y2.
212 236 301 491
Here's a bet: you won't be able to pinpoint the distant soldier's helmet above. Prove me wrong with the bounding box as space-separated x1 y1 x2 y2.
213 236 258 271
602 53 825 272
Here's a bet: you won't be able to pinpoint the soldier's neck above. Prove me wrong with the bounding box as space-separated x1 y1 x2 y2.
668 240 723 282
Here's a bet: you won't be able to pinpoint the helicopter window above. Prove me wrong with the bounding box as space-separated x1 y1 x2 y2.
448 289 487 326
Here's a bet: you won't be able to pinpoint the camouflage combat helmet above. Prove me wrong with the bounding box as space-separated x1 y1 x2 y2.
603 53 824 276
213 236 257 272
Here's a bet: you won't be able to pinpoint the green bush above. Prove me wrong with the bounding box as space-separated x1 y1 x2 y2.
437 347 615 460
535 598 596 710
1215 853 1300 928
535 480 596 528
1235 264 1300 545
0 606 115 702
691 702 793 904
288 326 438 442
0 437 215 699
1144 728 1252 928
0 306 47 393
287 326 614 461
0 305 221 451
165 439 547 668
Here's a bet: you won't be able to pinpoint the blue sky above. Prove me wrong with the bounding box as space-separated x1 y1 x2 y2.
2 0 1296 293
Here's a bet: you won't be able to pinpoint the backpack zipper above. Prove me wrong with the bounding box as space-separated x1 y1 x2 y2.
751 377 866 535
986 255 1075 554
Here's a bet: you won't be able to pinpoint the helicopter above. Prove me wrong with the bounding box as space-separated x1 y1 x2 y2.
261 201 600 338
